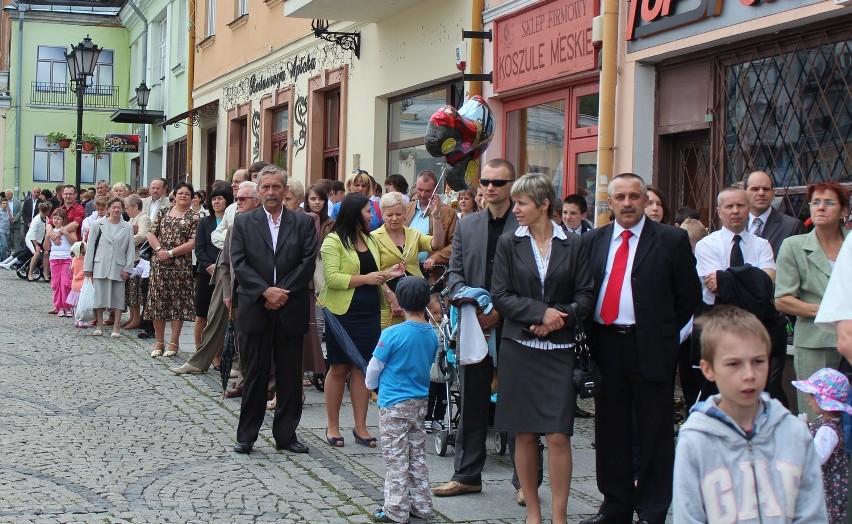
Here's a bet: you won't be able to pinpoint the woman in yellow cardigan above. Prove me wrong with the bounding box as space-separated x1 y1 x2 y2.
319 193 404 448
372 191 445 327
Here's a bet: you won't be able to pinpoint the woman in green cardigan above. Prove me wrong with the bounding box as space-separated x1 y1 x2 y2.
318 193 404 448
776 182 850 417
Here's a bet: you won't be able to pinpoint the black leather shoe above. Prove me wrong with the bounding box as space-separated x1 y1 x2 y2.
277 440 309 453
634 520 655 524
575 406 593 418
579 514 631 524
233 441 253 454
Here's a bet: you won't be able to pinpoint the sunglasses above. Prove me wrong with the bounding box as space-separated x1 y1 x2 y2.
479 178 510 187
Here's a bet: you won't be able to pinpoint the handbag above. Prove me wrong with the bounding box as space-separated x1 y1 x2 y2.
570 304 601 399
139 240 153 261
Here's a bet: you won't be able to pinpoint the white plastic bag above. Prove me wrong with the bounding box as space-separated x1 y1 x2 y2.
74 277 95 322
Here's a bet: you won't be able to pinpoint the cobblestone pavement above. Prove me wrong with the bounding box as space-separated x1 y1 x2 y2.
0 271 619 523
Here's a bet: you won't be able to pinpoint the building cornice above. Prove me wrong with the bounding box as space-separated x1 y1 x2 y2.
483 0 541 24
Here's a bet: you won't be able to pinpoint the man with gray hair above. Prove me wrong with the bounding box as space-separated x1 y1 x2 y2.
171 181 259 377
85 180 110 215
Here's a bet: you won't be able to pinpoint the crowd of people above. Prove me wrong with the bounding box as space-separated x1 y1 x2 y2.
3 159 852 524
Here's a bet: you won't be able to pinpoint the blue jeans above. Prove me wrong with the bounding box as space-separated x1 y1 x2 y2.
0 231 8 260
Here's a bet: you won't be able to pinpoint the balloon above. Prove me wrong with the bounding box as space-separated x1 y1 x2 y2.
446 150 481 191
425 95 495 190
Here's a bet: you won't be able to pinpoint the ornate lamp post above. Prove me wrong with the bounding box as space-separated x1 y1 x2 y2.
65 35 102 194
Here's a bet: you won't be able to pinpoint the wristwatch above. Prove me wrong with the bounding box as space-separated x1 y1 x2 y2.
168 249 174 257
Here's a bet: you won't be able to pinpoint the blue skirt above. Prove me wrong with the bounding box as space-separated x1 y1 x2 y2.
325 285 381 366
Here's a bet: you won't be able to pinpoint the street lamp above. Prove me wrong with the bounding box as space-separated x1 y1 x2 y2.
135 82 150 112
65 35 102 194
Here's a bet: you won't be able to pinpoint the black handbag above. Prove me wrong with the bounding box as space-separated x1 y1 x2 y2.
570 304 601 399
139 240 153 261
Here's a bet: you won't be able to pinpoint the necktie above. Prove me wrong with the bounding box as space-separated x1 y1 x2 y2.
730 234 744 267
600 230 633 325
751 217 763 237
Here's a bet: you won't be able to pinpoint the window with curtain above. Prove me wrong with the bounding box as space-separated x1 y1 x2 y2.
33 136 65 182
36 46 67 93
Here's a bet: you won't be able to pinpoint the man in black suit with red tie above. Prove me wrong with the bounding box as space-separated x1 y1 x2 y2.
229 166 318 455
580 174 701 524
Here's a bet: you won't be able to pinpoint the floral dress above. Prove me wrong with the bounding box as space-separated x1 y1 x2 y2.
811 416 847 523
144 206 199 321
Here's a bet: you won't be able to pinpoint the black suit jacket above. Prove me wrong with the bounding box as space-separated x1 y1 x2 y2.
230 206 318 334
759 207 805 260
492 232 595 344
22 197 39 227
584 219 701 380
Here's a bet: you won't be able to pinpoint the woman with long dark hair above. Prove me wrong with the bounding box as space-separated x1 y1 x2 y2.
318 193 403 448
193 185 233 350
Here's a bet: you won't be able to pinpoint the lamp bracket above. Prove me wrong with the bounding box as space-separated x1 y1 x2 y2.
311 20 360 58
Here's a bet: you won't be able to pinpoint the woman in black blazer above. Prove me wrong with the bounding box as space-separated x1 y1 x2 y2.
193 186 233 350
491 173 595 524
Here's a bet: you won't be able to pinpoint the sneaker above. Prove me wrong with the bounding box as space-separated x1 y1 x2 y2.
424 420 432 434
431 420 444 432
372 508 394 523
58 310 67 317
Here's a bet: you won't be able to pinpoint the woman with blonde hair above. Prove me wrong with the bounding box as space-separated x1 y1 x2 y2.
330 169 384 231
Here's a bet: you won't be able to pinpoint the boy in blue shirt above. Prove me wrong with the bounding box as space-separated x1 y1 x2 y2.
365 276 437 523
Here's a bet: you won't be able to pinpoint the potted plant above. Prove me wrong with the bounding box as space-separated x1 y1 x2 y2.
46 132 72 149
72 132 107 159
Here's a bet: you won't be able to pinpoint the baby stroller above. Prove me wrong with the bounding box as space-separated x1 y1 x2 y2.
9 247 45 281
429 267 507 457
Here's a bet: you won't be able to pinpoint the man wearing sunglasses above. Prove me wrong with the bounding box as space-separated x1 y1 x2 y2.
433 158 521 498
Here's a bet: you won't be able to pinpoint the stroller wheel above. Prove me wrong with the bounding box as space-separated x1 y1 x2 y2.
16 263 31 280
494 431 508 455
435 430 449 456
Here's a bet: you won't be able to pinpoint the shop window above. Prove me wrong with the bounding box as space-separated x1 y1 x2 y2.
387 81 463 187
324 89 340 180
81 153 111 185
272 107 289 170
715 28 852 222
33 135 64 182
504 85 598 200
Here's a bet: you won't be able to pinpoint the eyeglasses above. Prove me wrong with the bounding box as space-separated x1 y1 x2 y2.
235 196 257 202
479 178 511 187
809 199 839 207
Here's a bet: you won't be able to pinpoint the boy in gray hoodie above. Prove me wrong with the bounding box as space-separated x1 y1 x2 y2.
673 305 827 523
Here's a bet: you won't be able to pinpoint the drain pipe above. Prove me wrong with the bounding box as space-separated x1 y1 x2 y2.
593 0 618 226
12 2 26 196
468 0 485 97
186 0 196 179
125 0 148 185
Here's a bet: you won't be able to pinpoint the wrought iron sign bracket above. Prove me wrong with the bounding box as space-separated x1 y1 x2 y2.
312 19 360 59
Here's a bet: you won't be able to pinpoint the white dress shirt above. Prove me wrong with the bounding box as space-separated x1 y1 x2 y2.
816 235 852 331
593 215 646 324
694 226 775 305
748 207 771 236
211 202 238 249
148 197 163 222
265 207 281 282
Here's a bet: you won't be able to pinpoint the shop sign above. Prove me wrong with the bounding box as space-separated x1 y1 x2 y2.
104 134 139 153
627 0 823 45
494 0 595 93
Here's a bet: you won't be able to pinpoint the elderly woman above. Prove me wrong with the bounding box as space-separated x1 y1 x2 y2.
122 194 151 329
193 185 232 349
491 173 595 524
111 182 129 200
776 181 850 417
330 170 383 231
645 185 669 224
145 181 199 357
372 191 444 327
319 193 404 449
84 198 135 338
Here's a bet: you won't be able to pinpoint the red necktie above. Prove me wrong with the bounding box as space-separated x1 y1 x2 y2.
600 230 633 325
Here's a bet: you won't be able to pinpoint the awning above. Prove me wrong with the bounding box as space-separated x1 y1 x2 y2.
109 108 166 125
160 100 219 128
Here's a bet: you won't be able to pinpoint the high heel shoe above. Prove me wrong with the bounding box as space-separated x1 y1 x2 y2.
110 331 121 339
150 341 165 357
163 342 179 357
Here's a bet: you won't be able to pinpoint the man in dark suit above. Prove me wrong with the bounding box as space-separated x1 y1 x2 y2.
432 158 519 497
744 171 805 259
580 173 701 524
229 166 318 454
22 186 42 231
744 170 805 407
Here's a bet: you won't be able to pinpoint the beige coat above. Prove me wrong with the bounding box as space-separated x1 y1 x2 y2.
83 219 135 281
129 212 151 262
